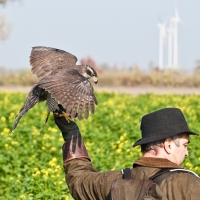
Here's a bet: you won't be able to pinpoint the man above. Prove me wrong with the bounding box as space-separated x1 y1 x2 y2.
54 107 200 200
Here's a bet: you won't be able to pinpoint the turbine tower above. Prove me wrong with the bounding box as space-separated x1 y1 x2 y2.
157 22 166 70
171 9 180 67
167 21 173 66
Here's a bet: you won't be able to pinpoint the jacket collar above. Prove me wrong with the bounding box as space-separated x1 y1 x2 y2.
133 157 183 168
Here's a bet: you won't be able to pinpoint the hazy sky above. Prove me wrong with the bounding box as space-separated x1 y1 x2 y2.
0 0 200 71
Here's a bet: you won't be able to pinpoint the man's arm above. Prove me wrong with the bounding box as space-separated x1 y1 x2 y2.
54 113 122 200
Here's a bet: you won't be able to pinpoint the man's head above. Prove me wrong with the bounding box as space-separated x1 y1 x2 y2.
133 108 198 165
141 133 190 165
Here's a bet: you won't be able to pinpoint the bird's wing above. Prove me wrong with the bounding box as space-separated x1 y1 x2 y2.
30 46 78 79
38 69 98 120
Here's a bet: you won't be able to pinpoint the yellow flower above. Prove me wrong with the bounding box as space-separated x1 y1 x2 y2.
35 170 40 175
118 143 123 149
120 135 125 141
11 141 18 145
3 128 10 134
18 174 22 178
47 168 53 173
33 140 37 144
116 148 122 154
9 112 15 118
186 162 192 167
32 128 40 136
1 116 6 122
20 195 26 199
59 137 64 142
48 127 58 133
41 169 48 176
16 179 21 184
52 157 57 162
49 158 57 166
58 181 63 185
32 170 41 177
51 147 56 151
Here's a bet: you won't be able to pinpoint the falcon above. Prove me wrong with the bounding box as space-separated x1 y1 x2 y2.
11 46 98 132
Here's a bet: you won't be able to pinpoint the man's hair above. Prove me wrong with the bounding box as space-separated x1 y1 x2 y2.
141 133 183 154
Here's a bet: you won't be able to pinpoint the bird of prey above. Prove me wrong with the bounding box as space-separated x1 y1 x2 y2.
11 46 98 132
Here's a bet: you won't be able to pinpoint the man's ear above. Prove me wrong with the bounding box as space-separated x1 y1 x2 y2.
163 138 173 154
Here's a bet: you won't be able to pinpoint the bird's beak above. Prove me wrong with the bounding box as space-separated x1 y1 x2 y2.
93 77 98 84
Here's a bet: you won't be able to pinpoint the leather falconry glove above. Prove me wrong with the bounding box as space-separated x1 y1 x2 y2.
54 105 90 163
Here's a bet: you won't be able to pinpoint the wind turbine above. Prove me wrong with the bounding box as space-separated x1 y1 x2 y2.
171 9 180 67
157 22 166 70
167 20 173 66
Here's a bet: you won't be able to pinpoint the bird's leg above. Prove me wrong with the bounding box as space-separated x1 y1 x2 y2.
41 112 50 132
59 111 74 123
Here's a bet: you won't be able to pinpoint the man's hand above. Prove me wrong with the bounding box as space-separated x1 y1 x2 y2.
54 104 79 141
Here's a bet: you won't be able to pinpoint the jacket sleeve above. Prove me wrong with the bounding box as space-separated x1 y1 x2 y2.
160 172 200 199
64 158 122 200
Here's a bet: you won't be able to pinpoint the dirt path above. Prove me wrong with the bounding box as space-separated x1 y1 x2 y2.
0 86 200 95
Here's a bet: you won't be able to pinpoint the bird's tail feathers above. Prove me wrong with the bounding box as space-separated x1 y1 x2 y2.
10 94 39 132
11 115 23 132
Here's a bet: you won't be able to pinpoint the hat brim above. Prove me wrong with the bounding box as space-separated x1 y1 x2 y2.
133 130 198 147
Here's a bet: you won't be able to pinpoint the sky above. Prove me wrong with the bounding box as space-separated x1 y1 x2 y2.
0 0 200 71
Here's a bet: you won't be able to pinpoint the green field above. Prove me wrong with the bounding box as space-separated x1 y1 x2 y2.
1 91 200 199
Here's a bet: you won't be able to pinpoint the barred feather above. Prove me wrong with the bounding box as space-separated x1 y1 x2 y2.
46 93 59 112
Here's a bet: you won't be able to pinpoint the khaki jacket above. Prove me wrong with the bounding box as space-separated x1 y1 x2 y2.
64 156 200 200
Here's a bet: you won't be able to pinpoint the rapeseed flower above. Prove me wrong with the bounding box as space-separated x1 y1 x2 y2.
1 92 200 199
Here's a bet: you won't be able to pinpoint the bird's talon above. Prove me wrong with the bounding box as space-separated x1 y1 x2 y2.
58 111 74 123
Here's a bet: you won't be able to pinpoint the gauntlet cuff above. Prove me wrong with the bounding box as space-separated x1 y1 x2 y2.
62 130 90 163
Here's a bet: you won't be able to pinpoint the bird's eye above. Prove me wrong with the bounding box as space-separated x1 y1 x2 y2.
86 66 97 77
87 69 93 76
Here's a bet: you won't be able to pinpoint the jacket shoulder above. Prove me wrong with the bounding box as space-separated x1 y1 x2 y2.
160 170 200 199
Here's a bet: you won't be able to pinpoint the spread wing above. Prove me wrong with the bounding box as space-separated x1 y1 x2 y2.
38 69 98 120
30 46 78 79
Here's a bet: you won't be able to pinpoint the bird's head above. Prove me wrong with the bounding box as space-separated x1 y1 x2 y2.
83 65 98 84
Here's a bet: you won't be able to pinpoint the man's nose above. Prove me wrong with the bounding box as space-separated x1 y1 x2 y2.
185 148 189 157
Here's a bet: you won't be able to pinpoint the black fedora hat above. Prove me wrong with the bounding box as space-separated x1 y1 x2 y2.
133 108 198 147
